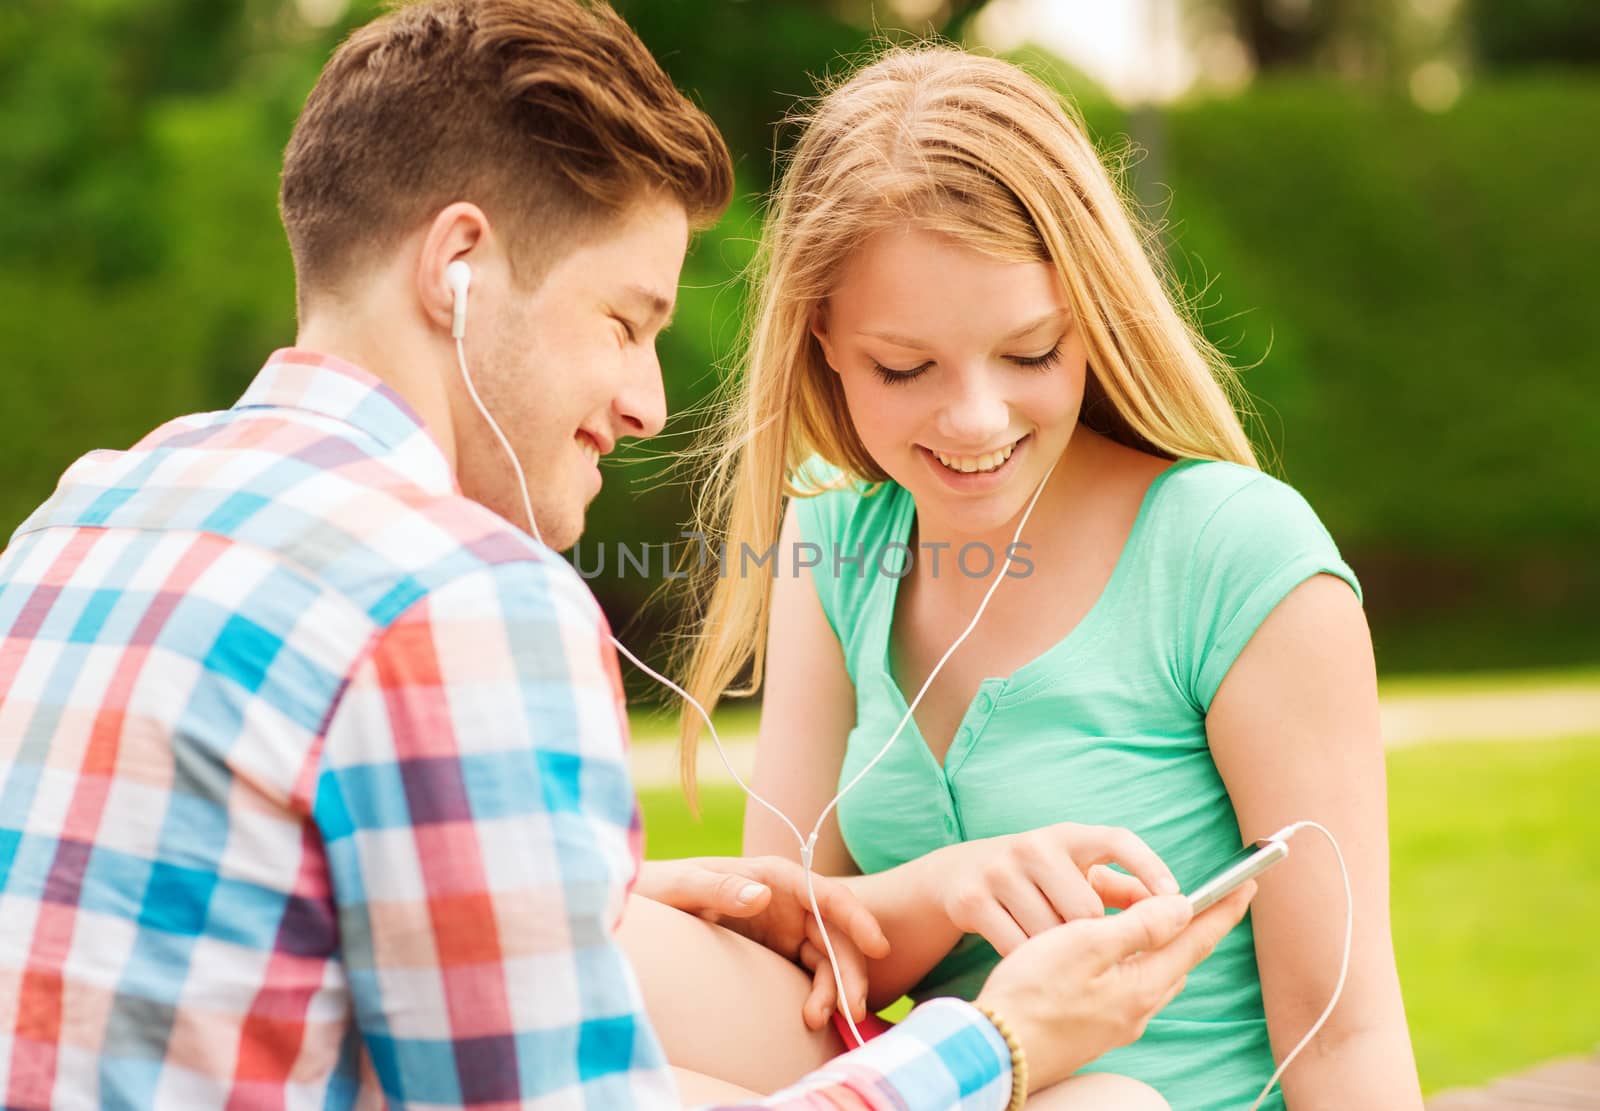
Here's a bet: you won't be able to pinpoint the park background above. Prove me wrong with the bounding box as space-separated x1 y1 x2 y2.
2 0 1596 1100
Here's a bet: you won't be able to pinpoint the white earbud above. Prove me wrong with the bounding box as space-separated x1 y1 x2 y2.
446 259 472 339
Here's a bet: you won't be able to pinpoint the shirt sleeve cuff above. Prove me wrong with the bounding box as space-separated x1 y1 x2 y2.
852 997 1014 1111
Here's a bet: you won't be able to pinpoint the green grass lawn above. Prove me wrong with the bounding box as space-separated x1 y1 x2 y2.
1387 734 1600 1093
637 734 1600 1095
626 666 1600 749
628 701 762 745
1375 664 1600 699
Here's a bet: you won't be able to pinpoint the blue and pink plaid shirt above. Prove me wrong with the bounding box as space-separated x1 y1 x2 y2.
0 349 1011 1109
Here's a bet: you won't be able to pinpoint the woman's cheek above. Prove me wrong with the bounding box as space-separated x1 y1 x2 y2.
851 382 915 456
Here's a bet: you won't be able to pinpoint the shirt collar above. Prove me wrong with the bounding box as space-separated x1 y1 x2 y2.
236 348 460 497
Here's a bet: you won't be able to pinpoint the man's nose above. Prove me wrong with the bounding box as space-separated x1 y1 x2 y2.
613 347 668 440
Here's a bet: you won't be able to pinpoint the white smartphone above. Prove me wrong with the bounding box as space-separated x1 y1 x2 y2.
1185 838 1288 913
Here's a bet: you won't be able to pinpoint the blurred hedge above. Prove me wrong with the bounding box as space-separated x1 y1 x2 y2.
1157 77 1600 671
1 5 1594 677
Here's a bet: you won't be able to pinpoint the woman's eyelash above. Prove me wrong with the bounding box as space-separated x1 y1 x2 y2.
871 361 931 385
870 342 1063 385
1011 343 1063 369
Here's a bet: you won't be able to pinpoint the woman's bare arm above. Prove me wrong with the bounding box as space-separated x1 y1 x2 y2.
1207 573 1423 1109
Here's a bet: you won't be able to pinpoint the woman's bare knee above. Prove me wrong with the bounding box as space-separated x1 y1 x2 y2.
618 892 846 1093
672 1066 761 1104
1028 1071 1170 1111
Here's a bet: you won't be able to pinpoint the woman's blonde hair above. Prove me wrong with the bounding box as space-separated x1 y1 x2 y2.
674 44 1257 801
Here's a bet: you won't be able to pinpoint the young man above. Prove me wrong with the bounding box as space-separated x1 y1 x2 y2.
0 1 1251 1107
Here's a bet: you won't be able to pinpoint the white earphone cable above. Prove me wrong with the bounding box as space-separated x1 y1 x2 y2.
817 458 1057 843
1248 820 1353 1110
456 334 1349 1071
461 320 1055 1046
458 337 544 546
615 453 1059 1046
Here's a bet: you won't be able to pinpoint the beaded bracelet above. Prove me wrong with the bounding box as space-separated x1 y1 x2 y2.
972 1002 1029 1111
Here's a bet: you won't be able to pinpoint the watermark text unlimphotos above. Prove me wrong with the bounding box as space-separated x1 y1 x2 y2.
567 532 1035 581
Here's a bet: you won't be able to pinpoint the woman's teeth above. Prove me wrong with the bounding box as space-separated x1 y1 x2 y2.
578 436 599 466
934 440 1017 474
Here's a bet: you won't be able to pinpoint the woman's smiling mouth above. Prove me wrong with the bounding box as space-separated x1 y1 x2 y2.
919 433 1030 488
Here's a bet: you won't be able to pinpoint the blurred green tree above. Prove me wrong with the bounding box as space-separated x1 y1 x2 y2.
1467 0 1600 68
2 0 1595 675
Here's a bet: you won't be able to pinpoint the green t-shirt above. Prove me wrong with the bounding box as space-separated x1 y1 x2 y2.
793 456 1361 1111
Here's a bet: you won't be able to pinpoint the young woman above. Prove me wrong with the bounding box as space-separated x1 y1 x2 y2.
657 45 1422 1110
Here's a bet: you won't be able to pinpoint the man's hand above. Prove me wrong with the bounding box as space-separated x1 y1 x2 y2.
634 857 890 1028
975 883 1256 1091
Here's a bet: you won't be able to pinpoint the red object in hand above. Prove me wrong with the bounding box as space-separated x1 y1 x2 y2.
830 1009 896 1050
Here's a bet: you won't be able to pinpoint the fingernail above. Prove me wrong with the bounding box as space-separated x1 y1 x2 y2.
738 883 766 904
1158 876 1180 895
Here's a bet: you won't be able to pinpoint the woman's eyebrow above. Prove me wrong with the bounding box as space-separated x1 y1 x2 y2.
998 308 1071 342
856 308 1070 349
856 327 930 348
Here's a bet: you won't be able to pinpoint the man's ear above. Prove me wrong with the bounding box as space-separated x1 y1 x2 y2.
417 202 491 339
809 303 842 374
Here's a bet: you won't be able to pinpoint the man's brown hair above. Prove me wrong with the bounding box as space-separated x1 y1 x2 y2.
280 0 733 304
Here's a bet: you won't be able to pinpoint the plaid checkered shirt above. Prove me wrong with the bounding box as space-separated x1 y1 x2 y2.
0 349 1012 1109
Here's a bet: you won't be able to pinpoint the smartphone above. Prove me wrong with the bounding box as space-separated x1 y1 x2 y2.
1185 838 1288 913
